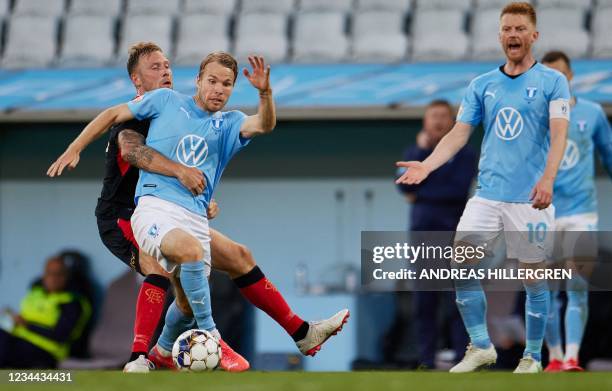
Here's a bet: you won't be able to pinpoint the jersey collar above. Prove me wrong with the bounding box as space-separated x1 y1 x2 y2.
498 61 538 79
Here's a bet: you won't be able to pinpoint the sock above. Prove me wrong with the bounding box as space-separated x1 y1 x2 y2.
564 281 588 361
524 280 550 362
180 261 215 331
545 291 564 361
130 274 170 361
157 300 197 354
454 277 491 349
234 266 308 341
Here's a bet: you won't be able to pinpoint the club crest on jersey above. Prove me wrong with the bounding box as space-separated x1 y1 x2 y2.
148 224 159 239
525 87 538 101
577 120 587 132
495 107 524 140
560 139 580 170
211 111 224 131
176 134 209 167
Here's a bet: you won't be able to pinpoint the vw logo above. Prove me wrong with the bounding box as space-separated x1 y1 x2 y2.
559 139 580 170
176 134 208 167
495 107 524 140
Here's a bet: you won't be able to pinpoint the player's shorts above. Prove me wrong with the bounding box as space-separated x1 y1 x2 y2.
97 217 142 275
554 212 598 260
455 196 555 263
131 195 211 274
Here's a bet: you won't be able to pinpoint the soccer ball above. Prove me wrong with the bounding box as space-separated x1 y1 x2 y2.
172 329 222 371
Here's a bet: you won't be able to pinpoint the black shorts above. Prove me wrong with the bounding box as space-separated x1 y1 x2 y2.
97 217 143 276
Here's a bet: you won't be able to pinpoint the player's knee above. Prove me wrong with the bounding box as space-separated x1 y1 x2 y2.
173 243 204 263
236 243 256 269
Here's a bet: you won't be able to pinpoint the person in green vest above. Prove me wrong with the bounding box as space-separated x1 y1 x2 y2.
0 255 91 368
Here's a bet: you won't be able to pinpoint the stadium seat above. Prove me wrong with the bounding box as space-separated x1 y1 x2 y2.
175 14 230 65
0 0 10 19
597 0 612 9
534 9 589 58
292 12 349 62
537 0 591 10
126 0 181 15
234 13 288 63
241 0 295 14
592 8 612 58
416 0 472 11
412 10 468 61
2 15 58 68
13 0 65 17
354 0 412 13
183 0 237 15
118 15 173 62
470 9 504 60
298 0 353 13
59 15 115 67
68 0 122 16
352 11 408 62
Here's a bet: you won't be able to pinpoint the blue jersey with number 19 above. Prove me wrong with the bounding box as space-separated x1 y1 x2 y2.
127 88 249 216
554 97 612 217
457 63 570 203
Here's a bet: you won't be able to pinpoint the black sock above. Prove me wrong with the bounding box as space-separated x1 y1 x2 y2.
291 321 310 342
129 351 148 362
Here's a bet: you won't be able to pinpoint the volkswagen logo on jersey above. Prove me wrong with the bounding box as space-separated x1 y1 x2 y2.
211 111 224 130
495 107 524 140
176 134 209 167
559 139 580 170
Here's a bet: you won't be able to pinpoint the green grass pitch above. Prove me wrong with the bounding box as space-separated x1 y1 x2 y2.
3 370 612 391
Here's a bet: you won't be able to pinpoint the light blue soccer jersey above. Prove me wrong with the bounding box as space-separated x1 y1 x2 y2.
554 97 612 217
127 88 249 216
458 63 570 202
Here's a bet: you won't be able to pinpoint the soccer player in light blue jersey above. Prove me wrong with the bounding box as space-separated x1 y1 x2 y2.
541 51 612 372
396 2 570 373
51 52 276 367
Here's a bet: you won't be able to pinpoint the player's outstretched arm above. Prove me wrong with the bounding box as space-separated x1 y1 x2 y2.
118 129 206 196
47 104 134 177
240 56 276 138
531 118 568 210
395 122 472 185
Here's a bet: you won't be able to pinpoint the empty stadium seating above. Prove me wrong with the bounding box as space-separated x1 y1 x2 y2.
293 12 349 62
3 15 58 68
235 13 289 63
175 14 231 65
60 15 116 67
0 0 610 69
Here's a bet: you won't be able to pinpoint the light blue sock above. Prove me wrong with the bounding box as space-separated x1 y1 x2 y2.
544 291 563 355
158 300 196 352
524 280 549 362
455 278 491 349
565 277 589 350
180 261 215 332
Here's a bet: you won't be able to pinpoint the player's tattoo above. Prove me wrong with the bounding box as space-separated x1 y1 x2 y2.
118 129 155 169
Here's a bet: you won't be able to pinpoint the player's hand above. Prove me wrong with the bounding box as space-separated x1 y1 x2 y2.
530 177 553 210
177 166 206 196
207 199 219 220
243 56 271 93
47 147 81 177
395 161 432 185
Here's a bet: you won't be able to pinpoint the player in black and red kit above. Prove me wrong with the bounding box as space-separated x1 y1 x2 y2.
48 42 349 373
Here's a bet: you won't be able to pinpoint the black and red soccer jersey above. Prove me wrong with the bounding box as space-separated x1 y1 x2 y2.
95 119 150 220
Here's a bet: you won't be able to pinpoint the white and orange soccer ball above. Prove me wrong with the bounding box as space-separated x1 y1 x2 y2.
172 329 222 371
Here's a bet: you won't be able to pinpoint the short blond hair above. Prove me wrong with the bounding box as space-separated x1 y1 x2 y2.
198 51 238 84
127 41 163 76
500 2 537 26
